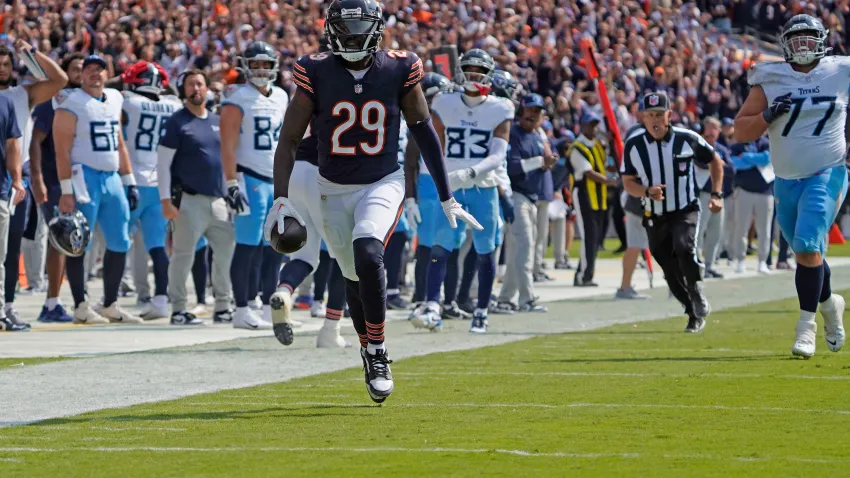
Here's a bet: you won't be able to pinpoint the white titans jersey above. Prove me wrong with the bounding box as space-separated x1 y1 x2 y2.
221 84 289 178
0 85 32 165
55 88 124 172
749 57 850 179
431 91 514 188
122 91 182 186
397 118 408 165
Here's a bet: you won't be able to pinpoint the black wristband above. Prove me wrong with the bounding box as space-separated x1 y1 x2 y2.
710 191 723 199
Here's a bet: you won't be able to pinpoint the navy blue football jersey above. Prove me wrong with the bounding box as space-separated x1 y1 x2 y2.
296 120 319 166
293 50 423 184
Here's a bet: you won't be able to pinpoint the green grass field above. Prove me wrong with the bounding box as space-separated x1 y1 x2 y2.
0 357 67 370
3 292 850 477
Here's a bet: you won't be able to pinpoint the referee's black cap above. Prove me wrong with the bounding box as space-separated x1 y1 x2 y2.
642 91 670 112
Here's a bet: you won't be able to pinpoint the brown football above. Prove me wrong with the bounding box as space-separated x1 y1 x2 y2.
270 217 307 254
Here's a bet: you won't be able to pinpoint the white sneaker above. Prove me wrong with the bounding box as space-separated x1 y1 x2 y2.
73 302 109 325
757 261 771 275
95 302 143 324
736 261 747 273
410 302 442 331
190 304 209 316
233 307 272 330
139 295 169 320
311 301 327 318
249 297 262 311
792 317 817 358
317 320 351 348
821 294 846 353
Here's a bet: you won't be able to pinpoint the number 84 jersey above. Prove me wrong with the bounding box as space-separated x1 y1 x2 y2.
430 91 514 187
749 57 850 179
221 83 289 178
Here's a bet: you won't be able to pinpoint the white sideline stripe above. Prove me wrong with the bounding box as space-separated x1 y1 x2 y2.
527 348 780 355
401 371 850 381
182 401 850 415
2 446 850 463
0 457 22 462
36 426 187 432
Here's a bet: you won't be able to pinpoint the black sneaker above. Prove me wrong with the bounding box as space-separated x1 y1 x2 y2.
360 347 394 403
457 298 476 315
0 313 30 331
170 311 203 326
685 315 706 333
574 275 599 287
490 301 517 315
386 295 410 310
213 309 234 323
688 282 711 319
441 301 470 320
704 269 724 279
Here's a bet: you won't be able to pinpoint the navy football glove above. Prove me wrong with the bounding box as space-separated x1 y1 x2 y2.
762 92 793 124
499 194 515 224
225 181 247 214
125 185 139 212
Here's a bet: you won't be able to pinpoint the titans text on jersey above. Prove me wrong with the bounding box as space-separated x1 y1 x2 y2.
748 56 850 179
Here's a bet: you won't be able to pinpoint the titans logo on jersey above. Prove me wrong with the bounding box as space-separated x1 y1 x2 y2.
293 49 423 185
221 83 289 178
430 91 514 188
122 91 182 186
55 88 124 172
749 56 850 179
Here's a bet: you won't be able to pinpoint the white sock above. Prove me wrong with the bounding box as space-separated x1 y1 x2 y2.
323 318 341 330
799 310 817 323
46 297 60 310
4 303 12 313
820 294 836 310
366 342 386 355
236 306 249 314
152 295 168 308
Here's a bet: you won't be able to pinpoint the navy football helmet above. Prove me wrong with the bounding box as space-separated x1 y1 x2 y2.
456 49 496 94
420 72 453 101
48 209 90 258
491 70 521 103
238 41 279 88
781 14 829 65
325 0 385 63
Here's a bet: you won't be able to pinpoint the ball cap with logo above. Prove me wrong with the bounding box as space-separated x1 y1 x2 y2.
642 91 670 112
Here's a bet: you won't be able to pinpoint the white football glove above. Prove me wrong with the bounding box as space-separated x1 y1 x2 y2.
441 197 483 230
404 197 421 226
263 197 305 243
447 168 475 191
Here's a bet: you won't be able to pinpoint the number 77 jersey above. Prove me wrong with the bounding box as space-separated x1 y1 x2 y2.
293 49 423 185
749 57 850 179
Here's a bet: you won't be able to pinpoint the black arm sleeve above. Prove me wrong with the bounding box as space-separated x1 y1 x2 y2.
408 116 452 202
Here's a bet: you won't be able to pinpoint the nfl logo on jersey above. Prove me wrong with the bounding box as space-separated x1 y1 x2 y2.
354 84 363 94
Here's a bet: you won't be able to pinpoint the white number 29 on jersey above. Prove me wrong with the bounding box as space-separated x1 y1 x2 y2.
330 101 386 156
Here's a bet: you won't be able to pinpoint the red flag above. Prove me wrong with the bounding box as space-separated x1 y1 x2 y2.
580 38 624 165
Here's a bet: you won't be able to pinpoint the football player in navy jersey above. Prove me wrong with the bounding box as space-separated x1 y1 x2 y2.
266 0 480 403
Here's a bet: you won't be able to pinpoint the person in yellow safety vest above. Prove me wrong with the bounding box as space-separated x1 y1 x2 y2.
569 112 617 287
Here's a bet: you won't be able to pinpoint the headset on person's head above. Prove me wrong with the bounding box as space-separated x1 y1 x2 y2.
175 69 210 100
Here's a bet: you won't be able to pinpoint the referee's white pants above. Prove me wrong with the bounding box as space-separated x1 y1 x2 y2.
731 188 774 263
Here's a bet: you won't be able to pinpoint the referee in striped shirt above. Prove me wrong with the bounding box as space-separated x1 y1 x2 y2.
621 92 724 333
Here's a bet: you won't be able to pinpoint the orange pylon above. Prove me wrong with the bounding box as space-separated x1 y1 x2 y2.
17 253 27 289
829 224 845 245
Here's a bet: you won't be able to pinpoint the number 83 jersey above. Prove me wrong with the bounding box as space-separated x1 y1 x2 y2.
430 91 514 186
749 57 850 179
221 83 289 178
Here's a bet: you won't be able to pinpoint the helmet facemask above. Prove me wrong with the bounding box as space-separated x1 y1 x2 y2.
326 16 383 63
458 64 494 95
782 29 828 65
240 56 279 88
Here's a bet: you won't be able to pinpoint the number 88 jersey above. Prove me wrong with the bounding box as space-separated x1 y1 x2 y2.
749 56 850 179
221 83 290 178
122 91 182 186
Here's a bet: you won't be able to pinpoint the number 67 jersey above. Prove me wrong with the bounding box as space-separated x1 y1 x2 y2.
293 49 423 185
748 57 850 179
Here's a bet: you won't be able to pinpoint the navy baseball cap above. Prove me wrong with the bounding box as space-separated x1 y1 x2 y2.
521 93 545 109
721 117 734 126
82 55 107 70
580 111 601 125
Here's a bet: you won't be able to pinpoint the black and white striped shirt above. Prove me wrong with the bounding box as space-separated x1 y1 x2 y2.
621 126 715 216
